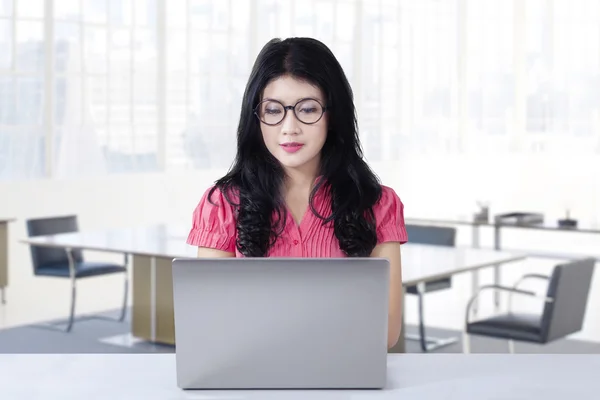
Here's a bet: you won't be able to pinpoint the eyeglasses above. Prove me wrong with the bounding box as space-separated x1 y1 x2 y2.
254 98 328 126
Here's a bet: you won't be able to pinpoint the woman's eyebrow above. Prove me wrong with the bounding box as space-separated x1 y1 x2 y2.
262 96 323 103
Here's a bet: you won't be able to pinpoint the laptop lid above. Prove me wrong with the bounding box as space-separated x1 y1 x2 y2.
171 257 390 390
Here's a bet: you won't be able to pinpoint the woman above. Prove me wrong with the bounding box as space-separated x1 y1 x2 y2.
187 37 408 349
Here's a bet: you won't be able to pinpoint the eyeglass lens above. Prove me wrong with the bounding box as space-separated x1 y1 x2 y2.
257 99 324 125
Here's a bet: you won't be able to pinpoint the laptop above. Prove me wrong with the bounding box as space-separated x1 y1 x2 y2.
171 257 390 390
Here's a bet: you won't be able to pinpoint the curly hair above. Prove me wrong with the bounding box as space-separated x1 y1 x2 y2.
209 37 382 257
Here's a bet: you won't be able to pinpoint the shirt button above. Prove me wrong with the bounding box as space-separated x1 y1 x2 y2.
293 240 299 245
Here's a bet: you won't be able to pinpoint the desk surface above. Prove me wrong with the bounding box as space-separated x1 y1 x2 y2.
20 224 525 286
0 218 16 223
1 354 598 399
407 216 600 233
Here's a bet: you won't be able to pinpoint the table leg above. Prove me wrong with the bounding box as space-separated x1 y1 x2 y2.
0 222 8 305
470 270 479 318
493 224 502 310
471 224 480 248
471 224 480 316
132 255 175 345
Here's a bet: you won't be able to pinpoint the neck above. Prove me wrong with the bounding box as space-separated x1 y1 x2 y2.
283 162 320 194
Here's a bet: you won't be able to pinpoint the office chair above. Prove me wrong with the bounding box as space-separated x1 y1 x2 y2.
463 257 596 353
404 224 457 352
26 215 128 332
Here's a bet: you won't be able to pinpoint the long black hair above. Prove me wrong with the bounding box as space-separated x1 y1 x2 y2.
209 37 382 257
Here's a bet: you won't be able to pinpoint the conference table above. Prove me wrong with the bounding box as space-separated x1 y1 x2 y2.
406 215 600 311
0 218 15 304
406 215 600 258
21 224 526 352
1 353 598 398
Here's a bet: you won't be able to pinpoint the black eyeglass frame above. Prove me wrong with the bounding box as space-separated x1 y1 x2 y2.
253 98 329 126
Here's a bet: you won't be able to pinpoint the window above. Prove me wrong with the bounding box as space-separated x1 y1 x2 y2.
379 0 460 159
0 0 159 181
164 0 250 171
53 0 159 177
466 0 514 141
0 0 46 180
1 0 599 181
526 0 600 145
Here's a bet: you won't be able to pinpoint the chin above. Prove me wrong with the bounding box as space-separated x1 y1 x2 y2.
277 158 312 169
275 153 320 171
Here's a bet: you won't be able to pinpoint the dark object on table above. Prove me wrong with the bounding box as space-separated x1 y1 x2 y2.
558 218 578 228
558 209 578 229
495 212 544 226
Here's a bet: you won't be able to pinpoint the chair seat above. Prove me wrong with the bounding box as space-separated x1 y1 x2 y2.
36 261 126 278
406 277 452 294
467 312 544 343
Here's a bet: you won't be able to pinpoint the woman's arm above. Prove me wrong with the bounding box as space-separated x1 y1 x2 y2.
197 247 235 258
371 241 403 349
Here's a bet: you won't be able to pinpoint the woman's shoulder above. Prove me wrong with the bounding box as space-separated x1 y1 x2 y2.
187 184 239 251
191 185 239 224
375 185 404 210
197 184 240 208
373 184 407 244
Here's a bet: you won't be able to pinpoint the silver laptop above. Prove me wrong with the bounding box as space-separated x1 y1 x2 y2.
171 257 390 390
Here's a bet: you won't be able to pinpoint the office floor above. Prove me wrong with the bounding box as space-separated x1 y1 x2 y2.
1 226 600 346
1 307 599 354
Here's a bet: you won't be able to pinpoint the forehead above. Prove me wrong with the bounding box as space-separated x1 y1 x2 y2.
262 75 324 103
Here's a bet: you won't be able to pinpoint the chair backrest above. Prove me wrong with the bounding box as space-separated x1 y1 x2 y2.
405 224 456 247
540 257 596 342
26 215 83 272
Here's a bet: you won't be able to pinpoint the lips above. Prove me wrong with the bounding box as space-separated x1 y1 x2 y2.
280 142 304 153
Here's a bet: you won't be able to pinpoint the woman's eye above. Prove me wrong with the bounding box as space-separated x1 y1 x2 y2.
299 107 317 113
265 108 281 114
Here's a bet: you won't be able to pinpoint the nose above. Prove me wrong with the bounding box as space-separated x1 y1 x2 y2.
280 107 301 135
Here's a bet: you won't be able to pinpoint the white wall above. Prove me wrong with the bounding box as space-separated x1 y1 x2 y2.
6 153 597 242
378 154 600 223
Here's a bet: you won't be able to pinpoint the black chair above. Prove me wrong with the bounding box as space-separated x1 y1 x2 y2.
463 257 596 353
26 215 128 332
404 224 457 352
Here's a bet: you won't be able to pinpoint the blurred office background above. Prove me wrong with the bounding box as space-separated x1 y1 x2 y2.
1 0 599 351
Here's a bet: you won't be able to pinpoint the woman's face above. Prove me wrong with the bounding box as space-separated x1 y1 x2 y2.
257 75 328 174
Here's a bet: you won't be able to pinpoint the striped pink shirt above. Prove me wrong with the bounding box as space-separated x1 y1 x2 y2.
186 183 408 257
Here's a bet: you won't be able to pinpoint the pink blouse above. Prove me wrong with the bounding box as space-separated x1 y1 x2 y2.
186 183 408 257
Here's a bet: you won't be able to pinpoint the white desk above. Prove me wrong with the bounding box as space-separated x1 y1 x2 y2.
21 224 526 349
406 216 600 311
1 353 598 399
407 216 600 233
0 218 15 304
407 216 600 257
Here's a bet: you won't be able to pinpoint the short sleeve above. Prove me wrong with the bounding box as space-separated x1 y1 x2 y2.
374 185 408 245
186 186 237 253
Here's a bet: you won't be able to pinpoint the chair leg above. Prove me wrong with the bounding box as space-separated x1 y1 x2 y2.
65 276 77 333
34 265 126 333
403 291 429 351
405 288 459 352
